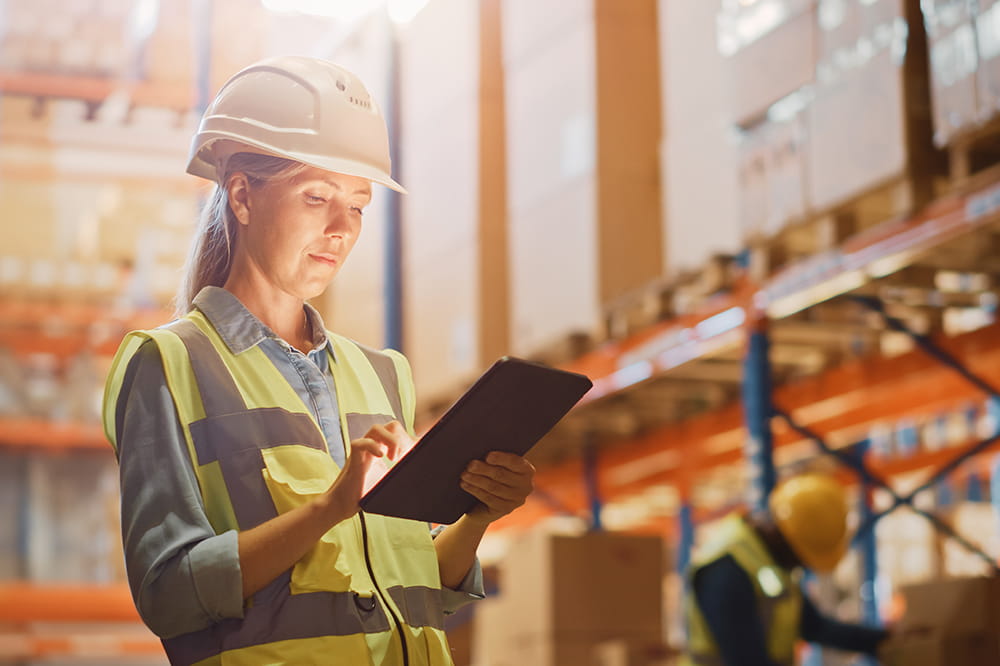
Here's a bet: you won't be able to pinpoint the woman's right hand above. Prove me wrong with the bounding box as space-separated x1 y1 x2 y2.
320 421 407 523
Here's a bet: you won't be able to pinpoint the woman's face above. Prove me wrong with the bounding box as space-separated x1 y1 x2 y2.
233 165 372 302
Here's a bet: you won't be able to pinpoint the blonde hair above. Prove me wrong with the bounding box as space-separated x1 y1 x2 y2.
175 153 307 315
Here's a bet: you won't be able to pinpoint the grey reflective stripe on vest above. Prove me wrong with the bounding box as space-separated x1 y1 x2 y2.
386 585 446 631
355 344 407 430
686 654 724 666
190 407 327 464
163 581 393 665
170 318 246 416
346 412 398 443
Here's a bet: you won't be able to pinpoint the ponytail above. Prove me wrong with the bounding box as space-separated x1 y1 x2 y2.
174 153 307 315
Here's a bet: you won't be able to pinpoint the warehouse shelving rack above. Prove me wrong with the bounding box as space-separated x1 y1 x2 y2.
5 10 1000 665
0 301 171 661
492 168 1000 586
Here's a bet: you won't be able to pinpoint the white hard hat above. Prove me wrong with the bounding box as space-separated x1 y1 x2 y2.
187 55 405 193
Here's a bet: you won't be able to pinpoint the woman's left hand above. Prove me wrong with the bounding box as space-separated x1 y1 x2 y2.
459 451 535 525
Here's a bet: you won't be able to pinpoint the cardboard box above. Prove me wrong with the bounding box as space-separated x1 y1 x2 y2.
395 0 485 400
723 2 818 126
882 631 998 666
900 576 1000 634
736 109 809 241
659 0 742 273
497 531 666 637
591 638 674 666
471 596 513 666
504 0 662 357
976 0 1000 120
504 5 600 359
402 239 480 402
924 0 981 146
807 0 931 211
476 632 666 666
445 611 474 666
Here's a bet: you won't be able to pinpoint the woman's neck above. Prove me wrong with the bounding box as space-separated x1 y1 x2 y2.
222 272 313 353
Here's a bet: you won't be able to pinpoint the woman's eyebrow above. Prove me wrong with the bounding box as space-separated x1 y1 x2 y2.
322 178 373 199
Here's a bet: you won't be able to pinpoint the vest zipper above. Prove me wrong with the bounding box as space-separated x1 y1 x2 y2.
359 511 410 666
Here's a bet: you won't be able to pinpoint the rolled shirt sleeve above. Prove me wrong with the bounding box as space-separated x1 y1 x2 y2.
430 525 486 614
115 341 245 639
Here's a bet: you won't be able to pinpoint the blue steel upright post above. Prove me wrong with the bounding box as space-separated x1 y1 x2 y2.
742 317 776 515
856 439 880 666
383 19 404 352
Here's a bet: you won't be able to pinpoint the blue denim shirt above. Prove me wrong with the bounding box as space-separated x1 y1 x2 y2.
114 286 483 639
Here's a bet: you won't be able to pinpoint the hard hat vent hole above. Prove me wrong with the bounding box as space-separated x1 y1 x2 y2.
336 79 346 91
348 96 372 110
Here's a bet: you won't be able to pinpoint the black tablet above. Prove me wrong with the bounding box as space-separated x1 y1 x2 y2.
358 356 593 524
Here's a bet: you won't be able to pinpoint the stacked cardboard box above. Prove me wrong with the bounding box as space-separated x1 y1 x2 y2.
715 0 816 239
26 454 122 583
503 0 662 359
471 531 666 666
0 454 26 579
718 0 818 128
396 0 484 401
659 0 742 274
885 576 1000 665
923 0 1000 146
736 105 810 239
807 0 934 211
977 0 1000 119
924 0 980 146
725 0 937 242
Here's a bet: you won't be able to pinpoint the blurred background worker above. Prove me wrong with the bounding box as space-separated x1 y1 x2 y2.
682 474 893 666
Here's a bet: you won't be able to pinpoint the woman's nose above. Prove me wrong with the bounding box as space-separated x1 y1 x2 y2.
324 204 352 237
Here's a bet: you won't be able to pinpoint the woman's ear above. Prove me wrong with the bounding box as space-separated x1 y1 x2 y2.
226 173 252 226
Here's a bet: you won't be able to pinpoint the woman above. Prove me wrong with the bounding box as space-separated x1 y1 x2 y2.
102 56 534 665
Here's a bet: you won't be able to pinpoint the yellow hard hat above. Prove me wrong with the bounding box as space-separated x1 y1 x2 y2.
768 474 850 573
187 55 405 193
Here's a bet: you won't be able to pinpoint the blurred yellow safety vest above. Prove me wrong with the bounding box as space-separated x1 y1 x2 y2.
682 514 802 666
103 310 452 666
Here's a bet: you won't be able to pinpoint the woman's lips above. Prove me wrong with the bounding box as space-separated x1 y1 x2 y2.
310 253 338 267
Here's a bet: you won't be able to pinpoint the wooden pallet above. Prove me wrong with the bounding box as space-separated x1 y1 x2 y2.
745 174 930 282
946 115 1000 189
600 254 740 341
523 329 598 367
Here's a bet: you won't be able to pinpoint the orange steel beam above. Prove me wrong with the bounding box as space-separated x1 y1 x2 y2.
0 418 109 451
0 583 139 622
499 323 1000 532
1 634 164 658
0 300 170 328
0 300 172 358
562 176 1000 411
563 278 756 401
0 70 194 110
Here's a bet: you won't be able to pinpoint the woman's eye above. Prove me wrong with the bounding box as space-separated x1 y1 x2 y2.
351 206 365 216
305 194 327 204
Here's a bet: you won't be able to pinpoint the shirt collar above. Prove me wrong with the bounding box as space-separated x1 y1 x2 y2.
192 286 332 356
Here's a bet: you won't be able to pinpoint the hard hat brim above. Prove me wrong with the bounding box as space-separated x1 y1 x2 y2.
787 535 848 574
187 134 407 194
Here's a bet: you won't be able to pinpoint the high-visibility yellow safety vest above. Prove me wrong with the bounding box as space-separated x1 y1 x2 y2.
103 309 453 666
682 514 802 666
